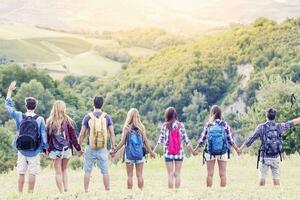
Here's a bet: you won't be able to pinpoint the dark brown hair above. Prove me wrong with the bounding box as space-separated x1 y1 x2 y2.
266 108 276 120
209 105 222 122
164 107 178 129
25 97 37 110
93 96 104 109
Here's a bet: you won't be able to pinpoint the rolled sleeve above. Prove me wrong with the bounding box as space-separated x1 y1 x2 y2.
197 124 208 147
224 123 234 146
157 125 165 144
180 123 190 146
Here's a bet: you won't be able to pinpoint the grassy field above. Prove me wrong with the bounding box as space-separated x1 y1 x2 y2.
0 154 299 200
0 24 156 79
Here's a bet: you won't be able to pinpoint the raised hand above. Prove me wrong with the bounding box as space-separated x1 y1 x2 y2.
8 81 17 92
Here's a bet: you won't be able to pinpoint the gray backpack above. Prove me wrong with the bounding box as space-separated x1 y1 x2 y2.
257 122 283 168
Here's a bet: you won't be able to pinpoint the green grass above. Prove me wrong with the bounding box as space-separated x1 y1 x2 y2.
63 51 123 77
0 154 299 199
0 39 60 62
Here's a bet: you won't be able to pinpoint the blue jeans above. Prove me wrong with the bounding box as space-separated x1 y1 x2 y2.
84 145 108 174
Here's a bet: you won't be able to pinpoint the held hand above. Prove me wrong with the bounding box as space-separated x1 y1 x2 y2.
192 148 199 156
237 148 242 156
149 151 155 159
109 149 116 157
77 150 84 157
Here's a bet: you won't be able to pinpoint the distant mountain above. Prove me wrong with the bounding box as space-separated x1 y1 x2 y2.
0 0 299 34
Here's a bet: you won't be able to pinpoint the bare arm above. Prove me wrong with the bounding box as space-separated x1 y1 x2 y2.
108 125 116 147
142 131 155 157
78 125 87 145
113 128 128 153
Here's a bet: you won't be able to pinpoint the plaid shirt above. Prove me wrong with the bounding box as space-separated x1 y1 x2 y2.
157 121 191 159
197 119 235 148
245 120 294 157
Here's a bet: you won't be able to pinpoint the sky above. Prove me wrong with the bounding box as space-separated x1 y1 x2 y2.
0 0 299 34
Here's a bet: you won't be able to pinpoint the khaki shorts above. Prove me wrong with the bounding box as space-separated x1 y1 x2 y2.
17 152 40 175
204 152 228 162
259 157 280 180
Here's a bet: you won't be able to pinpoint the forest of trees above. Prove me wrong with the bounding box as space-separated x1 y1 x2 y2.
0 18 300 173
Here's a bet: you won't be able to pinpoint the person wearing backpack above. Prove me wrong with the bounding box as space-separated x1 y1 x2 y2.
4 81 48 193
110 108 155 189
78 96 116 192
46 100 83 193
239 108 300 186
193 105 239 187
153 107 194 189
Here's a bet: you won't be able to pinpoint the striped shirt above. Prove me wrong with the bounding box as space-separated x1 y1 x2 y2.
157 121 191 160
197 119 234 148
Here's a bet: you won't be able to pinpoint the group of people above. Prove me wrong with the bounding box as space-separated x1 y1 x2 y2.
4 81 300 193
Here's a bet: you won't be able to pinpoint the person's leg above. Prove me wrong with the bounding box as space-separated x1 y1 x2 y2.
28 174 36 193
126 163 134 189
84 172 91 193
83 146 94 193
53 159 64 193
165 160 174 189
206 160 216 187
259 161 268 186
217 160 227 187
27 154 40 193
61 158 70 192
271 159 280 186
18 174 25 193
135 163 144 189
98 149 110 191
17 152 26 193
174 161 183 188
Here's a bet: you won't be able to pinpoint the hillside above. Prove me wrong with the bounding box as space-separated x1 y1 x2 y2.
0 25 177 79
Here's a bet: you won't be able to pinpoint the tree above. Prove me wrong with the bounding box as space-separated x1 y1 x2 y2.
14 80 55 117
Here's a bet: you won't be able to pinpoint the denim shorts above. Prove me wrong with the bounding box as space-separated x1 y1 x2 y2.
164 157 183 162
125 153 144 164
49 149 72 160
84 145 109 174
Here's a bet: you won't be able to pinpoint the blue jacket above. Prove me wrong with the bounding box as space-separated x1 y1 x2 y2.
5 98 48 157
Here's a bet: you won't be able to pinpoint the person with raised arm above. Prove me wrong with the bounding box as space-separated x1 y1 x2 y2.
5 81 48 193
239 108 300 186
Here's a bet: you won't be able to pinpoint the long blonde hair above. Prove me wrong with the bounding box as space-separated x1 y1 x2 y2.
46 100 74 134
123 108 145 134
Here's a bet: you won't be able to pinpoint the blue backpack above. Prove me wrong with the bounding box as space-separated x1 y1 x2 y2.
125 129 144 160
206 123 229 156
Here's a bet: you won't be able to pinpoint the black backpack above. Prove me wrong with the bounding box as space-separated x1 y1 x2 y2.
16 115 41 151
